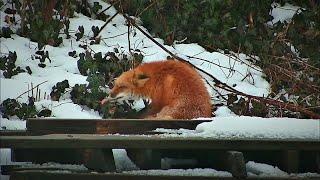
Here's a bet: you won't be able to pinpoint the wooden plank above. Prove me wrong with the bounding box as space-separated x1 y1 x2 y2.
11 148 116 172
27 118 210 135
0 165 88 175
11 149 83 163
0 130 27 136
1 134 320 150
8 170 320 180
27 119 97 135
159 149 248 173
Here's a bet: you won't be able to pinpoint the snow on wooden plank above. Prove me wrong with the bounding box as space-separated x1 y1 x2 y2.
8 170 320 180
156 117 320 140
1 165 88 175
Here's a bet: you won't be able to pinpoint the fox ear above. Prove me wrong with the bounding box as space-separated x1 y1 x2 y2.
134 73 149 87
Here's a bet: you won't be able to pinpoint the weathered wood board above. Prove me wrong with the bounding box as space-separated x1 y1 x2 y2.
1 134 319 150
26 118 211 135
0 130 27 136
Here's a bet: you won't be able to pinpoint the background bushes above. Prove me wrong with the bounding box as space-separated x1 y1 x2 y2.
1 0 319 119
120 0 320 117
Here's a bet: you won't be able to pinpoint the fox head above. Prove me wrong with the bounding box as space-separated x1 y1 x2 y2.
101 69 150 104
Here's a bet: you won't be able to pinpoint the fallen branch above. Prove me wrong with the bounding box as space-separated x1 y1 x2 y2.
123 14 320 119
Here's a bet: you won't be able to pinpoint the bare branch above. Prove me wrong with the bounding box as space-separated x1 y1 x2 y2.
95 11 119 38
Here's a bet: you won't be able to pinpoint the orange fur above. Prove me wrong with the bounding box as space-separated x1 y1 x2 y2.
102 60 212 119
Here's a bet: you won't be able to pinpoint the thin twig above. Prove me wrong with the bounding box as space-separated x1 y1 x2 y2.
204 78 228 101
38 88 41 101
16 81 48 100
52 101 73 108
127 18 132 54
97 0 119 17
31 83 34 98
101 32 127 39
95 11 119 38
136 0 157 17
35 88 38 101
186 55 235 72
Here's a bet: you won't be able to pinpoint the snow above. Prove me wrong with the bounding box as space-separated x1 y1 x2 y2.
196 116 320 139
246 161 288 177
155 116 320 140
0 118 26 130
34 100 101 119
19 162 88 171
174 43 270 97
0 0 319 178
112 149 139 171
246 161 320 178
214 106 236 117
121 164 320 178
0 77 33 103
268 2 302 25
124 168 232 177
0 149 10 180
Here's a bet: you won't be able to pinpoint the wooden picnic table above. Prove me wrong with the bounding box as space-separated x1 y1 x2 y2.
0 118 319 179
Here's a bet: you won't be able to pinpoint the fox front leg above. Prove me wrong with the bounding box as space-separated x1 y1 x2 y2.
153 106 175 120
141 104 162 119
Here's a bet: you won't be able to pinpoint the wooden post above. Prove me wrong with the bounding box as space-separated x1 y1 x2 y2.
223 151 247 178
282 150 299 173
126 149 161 169
82 149 116 172
196 150 247 178
316 152 320 173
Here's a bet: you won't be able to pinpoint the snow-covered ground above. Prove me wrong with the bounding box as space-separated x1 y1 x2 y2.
0 0 318 179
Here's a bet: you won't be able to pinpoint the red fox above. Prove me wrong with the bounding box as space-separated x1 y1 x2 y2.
101 60 212 119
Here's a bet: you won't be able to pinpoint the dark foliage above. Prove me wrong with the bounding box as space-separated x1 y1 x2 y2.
71 49 144 118
50 80 70 101
0 98 51 119
120 0 320 117
0 51 25 78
